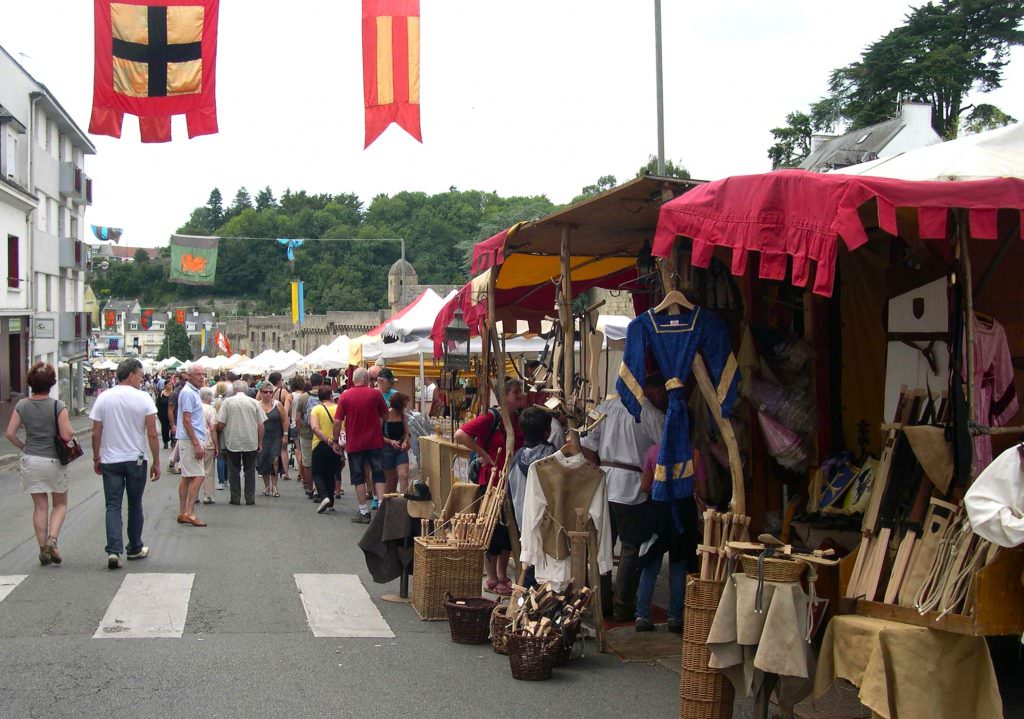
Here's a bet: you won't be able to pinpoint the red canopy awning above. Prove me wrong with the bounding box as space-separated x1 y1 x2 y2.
653 170 1024 297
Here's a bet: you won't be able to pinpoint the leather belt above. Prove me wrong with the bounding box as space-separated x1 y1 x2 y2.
601 460 643 473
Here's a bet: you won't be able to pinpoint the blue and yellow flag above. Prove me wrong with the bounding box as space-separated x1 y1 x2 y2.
291 281 304 324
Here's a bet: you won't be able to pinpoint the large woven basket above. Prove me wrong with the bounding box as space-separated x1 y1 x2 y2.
507 630 562 681
444 594 497 644
739 554 807 583
412 538 485 621
679 576 734 719
490 602 512 655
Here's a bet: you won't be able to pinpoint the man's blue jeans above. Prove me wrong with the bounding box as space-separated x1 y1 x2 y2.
101 460 148 556
635 554 686 623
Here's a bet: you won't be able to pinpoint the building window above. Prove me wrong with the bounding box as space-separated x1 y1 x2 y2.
292 339 296 350
7 235 18 288
129 322 138 330
261 332 266 342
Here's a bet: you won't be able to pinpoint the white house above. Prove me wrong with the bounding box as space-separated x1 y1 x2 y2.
0 45 95 420
800 101 942 173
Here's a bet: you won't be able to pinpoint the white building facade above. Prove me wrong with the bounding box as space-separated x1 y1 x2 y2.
0 46 94 420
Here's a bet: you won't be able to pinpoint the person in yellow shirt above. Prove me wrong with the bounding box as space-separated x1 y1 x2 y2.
309 387 343 513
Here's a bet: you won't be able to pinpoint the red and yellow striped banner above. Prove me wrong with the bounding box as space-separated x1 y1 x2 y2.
362 0 421 148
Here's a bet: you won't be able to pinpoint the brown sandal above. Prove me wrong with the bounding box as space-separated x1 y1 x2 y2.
47 538 62 565
38 545 52 566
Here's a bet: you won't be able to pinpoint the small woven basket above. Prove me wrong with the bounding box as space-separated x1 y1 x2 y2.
739 554 807 583
444 594 497 644
507 630 561 681
490 602 513 655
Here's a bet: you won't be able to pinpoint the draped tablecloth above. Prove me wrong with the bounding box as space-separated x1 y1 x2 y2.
814 614 1002 719
707 573 815 714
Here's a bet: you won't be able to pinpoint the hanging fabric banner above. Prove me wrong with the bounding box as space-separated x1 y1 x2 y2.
140 308 154 329
291 281 305 325
214 330 232 355
169 234 219 285
362 0 421 148
175 309 186 324
90 0 220 142
91 225 123 243
277 238 303 262
104 310 117 329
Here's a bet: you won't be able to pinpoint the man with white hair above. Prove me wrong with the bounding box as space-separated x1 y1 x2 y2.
334 367 388 523
216 380 267 505
175 366 208 527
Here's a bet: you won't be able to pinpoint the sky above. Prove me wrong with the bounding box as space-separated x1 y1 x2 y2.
1 1 1022 249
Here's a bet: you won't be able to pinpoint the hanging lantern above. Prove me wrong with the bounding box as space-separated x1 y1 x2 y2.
442 308 471 372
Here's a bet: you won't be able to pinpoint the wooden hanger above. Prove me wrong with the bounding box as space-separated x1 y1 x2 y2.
974 310 995 327
652 289 694 314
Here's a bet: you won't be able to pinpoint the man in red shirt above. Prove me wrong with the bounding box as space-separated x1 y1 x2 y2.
333 367 388 523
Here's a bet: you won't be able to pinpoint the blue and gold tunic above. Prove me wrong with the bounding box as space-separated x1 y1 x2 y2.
617 307 739 502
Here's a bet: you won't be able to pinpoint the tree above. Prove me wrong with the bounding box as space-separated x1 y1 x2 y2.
825 1 1024 138
768 111 815 169
637 155 691 179
963 103 1017 134
133 247 150 264
571 174 617 204
206 188 224 229
158 320 193 361
255 186 277 211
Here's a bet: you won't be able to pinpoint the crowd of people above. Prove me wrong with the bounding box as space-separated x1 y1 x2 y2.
8 358 688 632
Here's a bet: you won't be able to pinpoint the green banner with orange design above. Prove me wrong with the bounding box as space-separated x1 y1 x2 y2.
169 234 219 285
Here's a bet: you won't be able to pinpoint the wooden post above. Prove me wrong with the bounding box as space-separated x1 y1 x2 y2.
958 209 976 470
559 226 577 426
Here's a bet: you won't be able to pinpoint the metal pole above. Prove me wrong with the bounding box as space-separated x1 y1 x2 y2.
654 0 665 175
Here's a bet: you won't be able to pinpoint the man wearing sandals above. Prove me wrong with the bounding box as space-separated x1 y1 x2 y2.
90 358 161 569
175 366 209 527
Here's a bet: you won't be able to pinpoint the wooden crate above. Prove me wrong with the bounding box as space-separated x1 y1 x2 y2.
855 547 1024 636
418 434 471 518
412 537 484 621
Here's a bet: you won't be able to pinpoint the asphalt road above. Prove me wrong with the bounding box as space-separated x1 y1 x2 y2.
0 456 680 719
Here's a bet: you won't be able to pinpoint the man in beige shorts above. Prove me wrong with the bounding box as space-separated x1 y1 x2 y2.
175 366 208 526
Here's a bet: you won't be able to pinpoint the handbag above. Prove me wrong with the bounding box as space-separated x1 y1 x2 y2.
53 400 84 465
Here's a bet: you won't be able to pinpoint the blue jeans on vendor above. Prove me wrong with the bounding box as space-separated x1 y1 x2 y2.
635 496 698 624
636 556 686 622
101 460 148 556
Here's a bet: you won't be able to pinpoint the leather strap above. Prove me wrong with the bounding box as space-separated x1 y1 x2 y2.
600 460 642 473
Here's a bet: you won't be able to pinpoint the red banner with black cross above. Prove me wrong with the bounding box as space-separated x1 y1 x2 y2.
90 0 219 143
363 0 421 148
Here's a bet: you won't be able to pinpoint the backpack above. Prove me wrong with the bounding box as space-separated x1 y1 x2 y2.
303 393 321 428
467 408 504 483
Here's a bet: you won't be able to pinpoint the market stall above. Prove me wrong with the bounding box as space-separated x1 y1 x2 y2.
652 166 1024 717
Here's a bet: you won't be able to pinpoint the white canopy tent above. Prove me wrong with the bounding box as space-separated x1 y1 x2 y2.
833 123 1024 181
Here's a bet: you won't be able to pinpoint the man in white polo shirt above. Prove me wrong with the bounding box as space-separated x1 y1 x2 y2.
175 366 208 527
90 358 161 569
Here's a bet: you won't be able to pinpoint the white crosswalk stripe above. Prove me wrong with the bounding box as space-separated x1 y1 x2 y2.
294 573 395 638
94 573 195 639
0 575 27 603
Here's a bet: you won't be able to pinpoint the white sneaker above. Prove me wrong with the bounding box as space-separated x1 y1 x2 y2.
127 546 150 560
317 497 332 514
107 554 122 569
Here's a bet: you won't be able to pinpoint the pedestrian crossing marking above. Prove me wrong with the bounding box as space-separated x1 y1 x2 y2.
0 575 27 603
294 573 395 638
94 573 195 639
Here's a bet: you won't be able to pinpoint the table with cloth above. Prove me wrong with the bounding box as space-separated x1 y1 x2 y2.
813 614 1002 719
707 573 816 718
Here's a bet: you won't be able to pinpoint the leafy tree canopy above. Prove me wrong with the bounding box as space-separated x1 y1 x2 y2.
768 0 1024 166
158 320 193 361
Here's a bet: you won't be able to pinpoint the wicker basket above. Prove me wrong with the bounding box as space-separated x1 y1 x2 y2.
412 537 485 620
490 602 513 655
739 554 807 583
552 618 580 666
507 630 561 681
444 594 497 644
679 575 734 719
